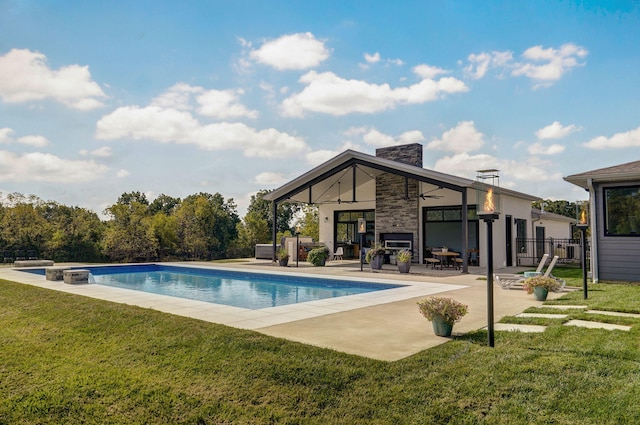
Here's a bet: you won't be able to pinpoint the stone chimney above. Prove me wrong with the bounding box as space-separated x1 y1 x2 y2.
375 143 423 167
374 144 422 260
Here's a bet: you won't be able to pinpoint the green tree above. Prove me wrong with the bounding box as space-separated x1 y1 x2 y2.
40 202 104 262
149 194 181 215
175 192 240 260
148 212 179 260
245 189 299 237
0 197 51 257
102 195 157 262
296 204 319 241
117 191 149 206
532 199 578 219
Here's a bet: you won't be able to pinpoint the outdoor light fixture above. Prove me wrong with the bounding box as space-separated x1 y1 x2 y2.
476 169 501 348
576 201 589 299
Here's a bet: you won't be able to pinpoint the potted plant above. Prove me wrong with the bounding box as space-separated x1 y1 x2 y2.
276 247 289 267
396 249 412 274
417 297 468 337
523 275 561 301
365 243 386 270
307 247 329 266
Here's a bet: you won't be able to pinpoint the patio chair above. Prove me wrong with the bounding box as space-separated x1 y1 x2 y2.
542 255 567 292
424 250 441 270
333 247 343 261
494 253 549 289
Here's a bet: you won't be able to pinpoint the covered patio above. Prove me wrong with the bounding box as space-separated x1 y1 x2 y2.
264 143 538 272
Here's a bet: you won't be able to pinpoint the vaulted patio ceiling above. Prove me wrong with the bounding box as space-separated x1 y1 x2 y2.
263 150 474 205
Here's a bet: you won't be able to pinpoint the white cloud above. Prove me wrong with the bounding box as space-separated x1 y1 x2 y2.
433 153 561 183
0 128 14 143
463 44 586 86
116 169 129 178
0 48 106 110
16 135 49 147
281 70 468 117
535 121 580 139
80 146 112 157
346 126 425 147
360 52 404 69
364 52 381 64
96 105 308 158
527 142 565 155
0 127 50 147
512 43 588 88
196 88 258 119
426 121 485 153
252 171 287 185
305 141 360 166
412 64 449 79
249 32 331 70
464 51 513 79
0 150 108 183
150 83 258 119
150 83 202 111
583 126 640 149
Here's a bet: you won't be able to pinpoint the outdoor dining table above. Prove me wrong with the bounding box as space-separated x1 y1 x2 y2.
432 251 460 269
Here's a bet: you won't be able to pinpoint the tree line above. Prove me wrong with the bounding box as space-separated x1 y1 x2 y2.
2 192 575 263
0 190 316 263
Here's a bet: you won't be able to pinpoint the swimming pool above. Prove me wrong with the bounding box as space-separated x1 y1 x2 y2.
22 264 404 310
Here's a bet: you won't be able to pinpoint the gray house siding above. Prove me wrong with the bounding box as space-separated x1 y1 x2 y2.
596 182 640 282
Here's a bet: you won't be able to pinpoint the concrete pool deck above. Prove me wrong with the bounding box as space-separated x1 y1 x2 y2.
0 260 566 361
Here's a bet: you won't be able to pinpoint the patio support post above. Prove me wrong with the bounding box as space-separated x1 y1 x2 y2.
272 201 278 263
461 190 469 273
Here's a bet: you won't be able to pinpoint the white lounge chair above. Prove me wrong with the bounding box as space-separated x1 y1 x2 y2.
543 255 566 292
494 254 549 289
333 247 343 261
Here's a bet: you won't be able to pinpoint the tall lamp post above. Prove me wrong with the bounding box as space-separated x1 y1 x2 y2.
358 218 366 272
576 201 589 299
477 170 500 348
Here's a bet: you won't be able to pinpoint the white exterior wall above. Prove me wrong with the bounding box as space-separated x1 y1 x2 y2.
533 218 572 239
318 201 376 252
493 192 534 268
318 183 536 269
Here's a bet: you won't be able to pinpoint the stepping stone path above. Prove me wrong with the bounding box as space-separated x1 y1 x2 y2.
495 305 638 333
494 323 546 333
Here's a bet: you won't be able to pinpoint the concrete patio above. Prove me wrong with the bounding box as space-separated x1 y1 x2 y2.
0 259 566 361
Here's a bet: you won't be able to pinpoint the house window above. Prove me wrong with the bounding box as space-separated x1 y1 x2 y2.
334 209 375 247
604 185 640 236
424 206 476 221
515 219 527 253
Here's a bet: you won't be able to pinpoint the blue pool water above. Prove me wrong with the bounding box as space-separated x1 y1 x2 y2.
23 264 402 309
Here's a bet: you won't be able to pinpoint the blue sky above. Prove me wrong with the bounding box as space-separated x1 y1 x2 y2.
1 1 639 216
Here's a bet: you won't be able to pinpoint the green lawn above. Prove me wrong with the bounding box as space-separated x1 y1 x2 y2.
1 276 640 424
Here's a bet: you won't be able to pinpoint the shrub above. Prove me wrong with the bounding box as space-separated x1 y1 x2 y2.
396 249 412 263
307 247 329 266
417 297 468 324
523 276 561 294
365 243 385 263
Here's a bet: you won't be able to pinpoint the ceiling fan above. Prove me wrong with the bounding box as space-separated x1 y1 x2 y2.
336 181 349 204
419 187 444 200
